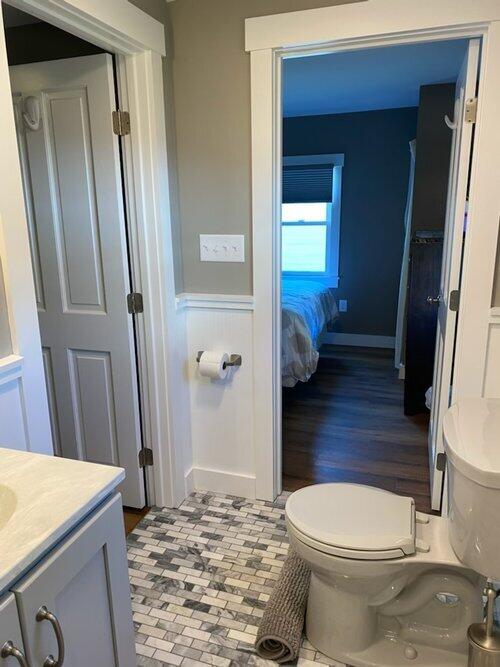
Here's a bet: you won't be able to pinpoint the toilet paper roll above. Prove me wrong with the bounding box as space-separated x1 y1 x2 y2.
198 351 230 380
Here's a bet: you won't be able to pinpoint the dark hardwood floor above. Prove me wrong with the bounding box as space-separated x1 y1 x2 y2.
282 345 432 513
123 506 150 536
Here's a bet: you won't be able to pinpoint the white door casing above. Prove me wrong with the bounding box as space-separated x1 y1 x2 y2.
247 1 500 502
10 55 144 508
428 39 480 511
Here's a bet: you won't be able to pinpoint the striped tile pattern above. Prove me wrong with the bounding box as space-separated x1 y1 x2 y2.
127 491 345 666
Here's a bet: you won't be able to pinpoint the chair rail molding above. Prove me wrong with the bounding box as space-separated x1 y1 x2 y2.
176 293 255 311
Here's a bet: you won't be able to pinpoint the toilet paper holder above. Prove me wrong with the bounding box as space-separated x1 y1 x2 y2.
196 351 242 368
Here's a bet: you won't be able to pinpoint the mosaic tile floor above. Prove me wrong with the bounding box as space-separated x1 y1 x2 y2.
126 491 346 666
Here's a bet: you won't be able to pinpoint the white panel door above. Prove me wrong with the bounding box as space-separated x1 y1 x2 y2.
10 55 144 507
428 39 480 511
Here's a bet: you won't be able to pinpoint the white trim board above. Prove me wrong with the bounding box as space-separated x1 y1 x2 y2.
323 333 396 349
176 293 255 311
245 0 500 52
185 467 256 500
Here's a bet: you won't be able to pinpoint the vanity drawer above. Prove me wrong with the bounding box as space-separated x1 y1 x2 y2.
11 493 136 667
0 593 27 667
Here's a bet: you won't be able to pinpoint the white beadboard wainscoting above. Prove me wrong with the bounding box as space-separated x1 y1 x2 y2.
177 293 256 499
176 295 500 504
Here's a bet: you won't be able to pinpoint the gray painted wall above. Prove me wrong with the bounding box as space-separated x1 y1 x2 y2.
284 108 418 337
0 258 12 357
164 0 364 295
150 0 500 302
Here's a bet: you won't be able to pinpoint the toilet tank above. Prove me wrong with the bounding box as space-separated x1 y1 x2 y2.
443 398 500 580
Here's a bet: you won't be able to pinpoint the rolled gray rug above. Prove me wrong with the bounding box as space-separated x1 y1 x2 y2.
255 550 311 663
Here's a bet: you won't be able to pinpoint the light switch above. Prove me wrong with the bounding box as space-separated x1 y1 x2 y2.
339 299 348 312
200 234 245 262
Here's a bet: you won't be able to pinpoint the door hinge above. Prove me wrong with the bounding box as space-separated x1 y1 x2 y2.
436 452 447 472
112 110 131 136
449 289 460 312
465 97 477 124
127 292 143 314
138 448 153 468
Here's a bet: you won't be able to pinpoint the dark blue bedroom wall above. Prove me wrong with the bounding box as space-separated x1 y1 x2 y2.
283 107 418 338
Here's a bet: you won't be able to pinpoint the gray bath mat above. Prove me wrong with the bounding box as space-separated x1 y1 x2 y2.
255 550 311 663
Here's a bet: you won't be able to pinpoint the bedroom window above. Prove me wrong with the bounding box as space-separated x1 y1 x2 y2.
281 154 343 287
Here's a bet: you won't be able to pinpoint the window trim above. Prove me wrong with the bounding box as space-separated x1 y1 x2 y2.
281 153 343 287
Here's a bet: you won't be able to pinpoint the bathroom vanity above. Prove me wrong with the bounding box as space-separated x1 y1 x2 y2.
0 448 136 666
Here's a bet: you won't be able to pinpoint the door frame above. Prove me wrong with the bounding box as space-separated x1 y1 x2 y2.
246 0 500 502
0 0 185 507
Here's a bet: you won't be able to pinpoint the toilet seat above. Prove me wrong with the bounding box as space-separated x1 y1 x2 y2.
286 483 416 560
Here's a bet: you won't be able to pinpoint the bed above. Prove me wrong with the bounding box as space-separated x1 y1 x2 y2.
282 278 339 387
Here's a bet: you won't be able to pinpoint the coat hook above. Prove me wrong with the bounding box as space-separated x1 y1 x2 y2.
444 114 457 130
22 96 42 131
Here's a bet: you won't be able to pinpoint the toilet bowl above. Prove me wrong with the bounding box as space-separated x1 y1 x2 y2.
286 484 483 666
285 398 500 667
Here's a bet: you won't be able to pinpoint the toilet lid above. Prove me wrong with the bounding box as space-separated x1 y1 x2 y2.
286 484 416 558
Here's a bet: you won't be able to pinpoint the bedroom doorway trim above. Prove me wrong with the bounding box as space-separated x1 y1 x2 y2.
246 0 500 502
0 0 185 507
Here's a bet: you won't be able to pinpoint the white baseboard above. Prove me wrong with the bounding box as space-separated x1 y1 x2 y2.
323 333 396 349
185 466 256 499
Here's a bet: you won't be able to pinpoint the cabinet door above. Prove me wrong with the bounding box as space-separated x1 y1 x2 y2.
0 594 27 667
12 493 136 667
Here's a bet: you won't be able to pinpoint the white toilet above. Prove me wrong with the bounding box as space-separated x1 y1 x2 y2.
285 398 500 667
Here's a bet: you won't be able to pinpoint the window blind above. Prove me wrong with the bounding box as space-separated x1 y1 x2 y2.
282 164 333 203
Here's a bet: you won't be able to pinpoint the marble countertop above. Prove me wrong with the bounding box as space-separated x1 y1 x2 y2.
0 447 124 594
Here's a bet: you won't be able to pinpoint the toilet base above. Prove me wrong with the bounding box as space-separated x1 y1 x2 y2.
304 567 480 667
305 631 468 667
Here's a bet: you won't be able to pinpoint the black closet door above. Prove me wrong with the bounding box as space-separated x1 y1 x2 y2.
404 236 443 416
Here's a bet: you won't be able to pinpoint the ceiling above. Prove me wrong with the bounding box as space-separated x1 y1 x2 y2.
2 5 41 28
283 39 468 117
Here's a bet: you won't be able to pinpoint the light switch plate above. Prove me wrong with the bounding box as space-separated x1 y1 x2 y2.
200 234 245 262
339 299 348 312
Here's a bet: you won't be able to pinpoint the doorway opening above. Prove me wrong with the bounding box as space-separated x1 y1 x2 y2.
279 38 478 513
2 3 147 509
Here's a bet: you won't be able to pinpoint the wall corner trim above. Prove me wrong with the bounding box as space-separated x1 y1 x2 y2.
176 293 255 311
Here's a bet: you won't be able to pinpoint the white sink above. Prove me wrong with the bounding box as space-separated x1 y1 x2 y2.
0 483 16 530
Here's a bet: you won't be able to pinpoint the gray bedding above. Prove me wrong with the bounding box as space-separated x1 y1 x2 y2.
282 278 339 387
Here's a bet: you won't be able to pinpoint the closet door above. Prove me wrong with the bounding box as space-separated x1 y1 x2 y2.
12 494 136 667
10 55 144 508
428 39 480 511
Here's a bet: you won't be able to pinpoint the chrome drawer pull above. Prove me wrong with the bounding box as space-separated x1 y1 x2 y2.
1 640 29 667
36 607 65 667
